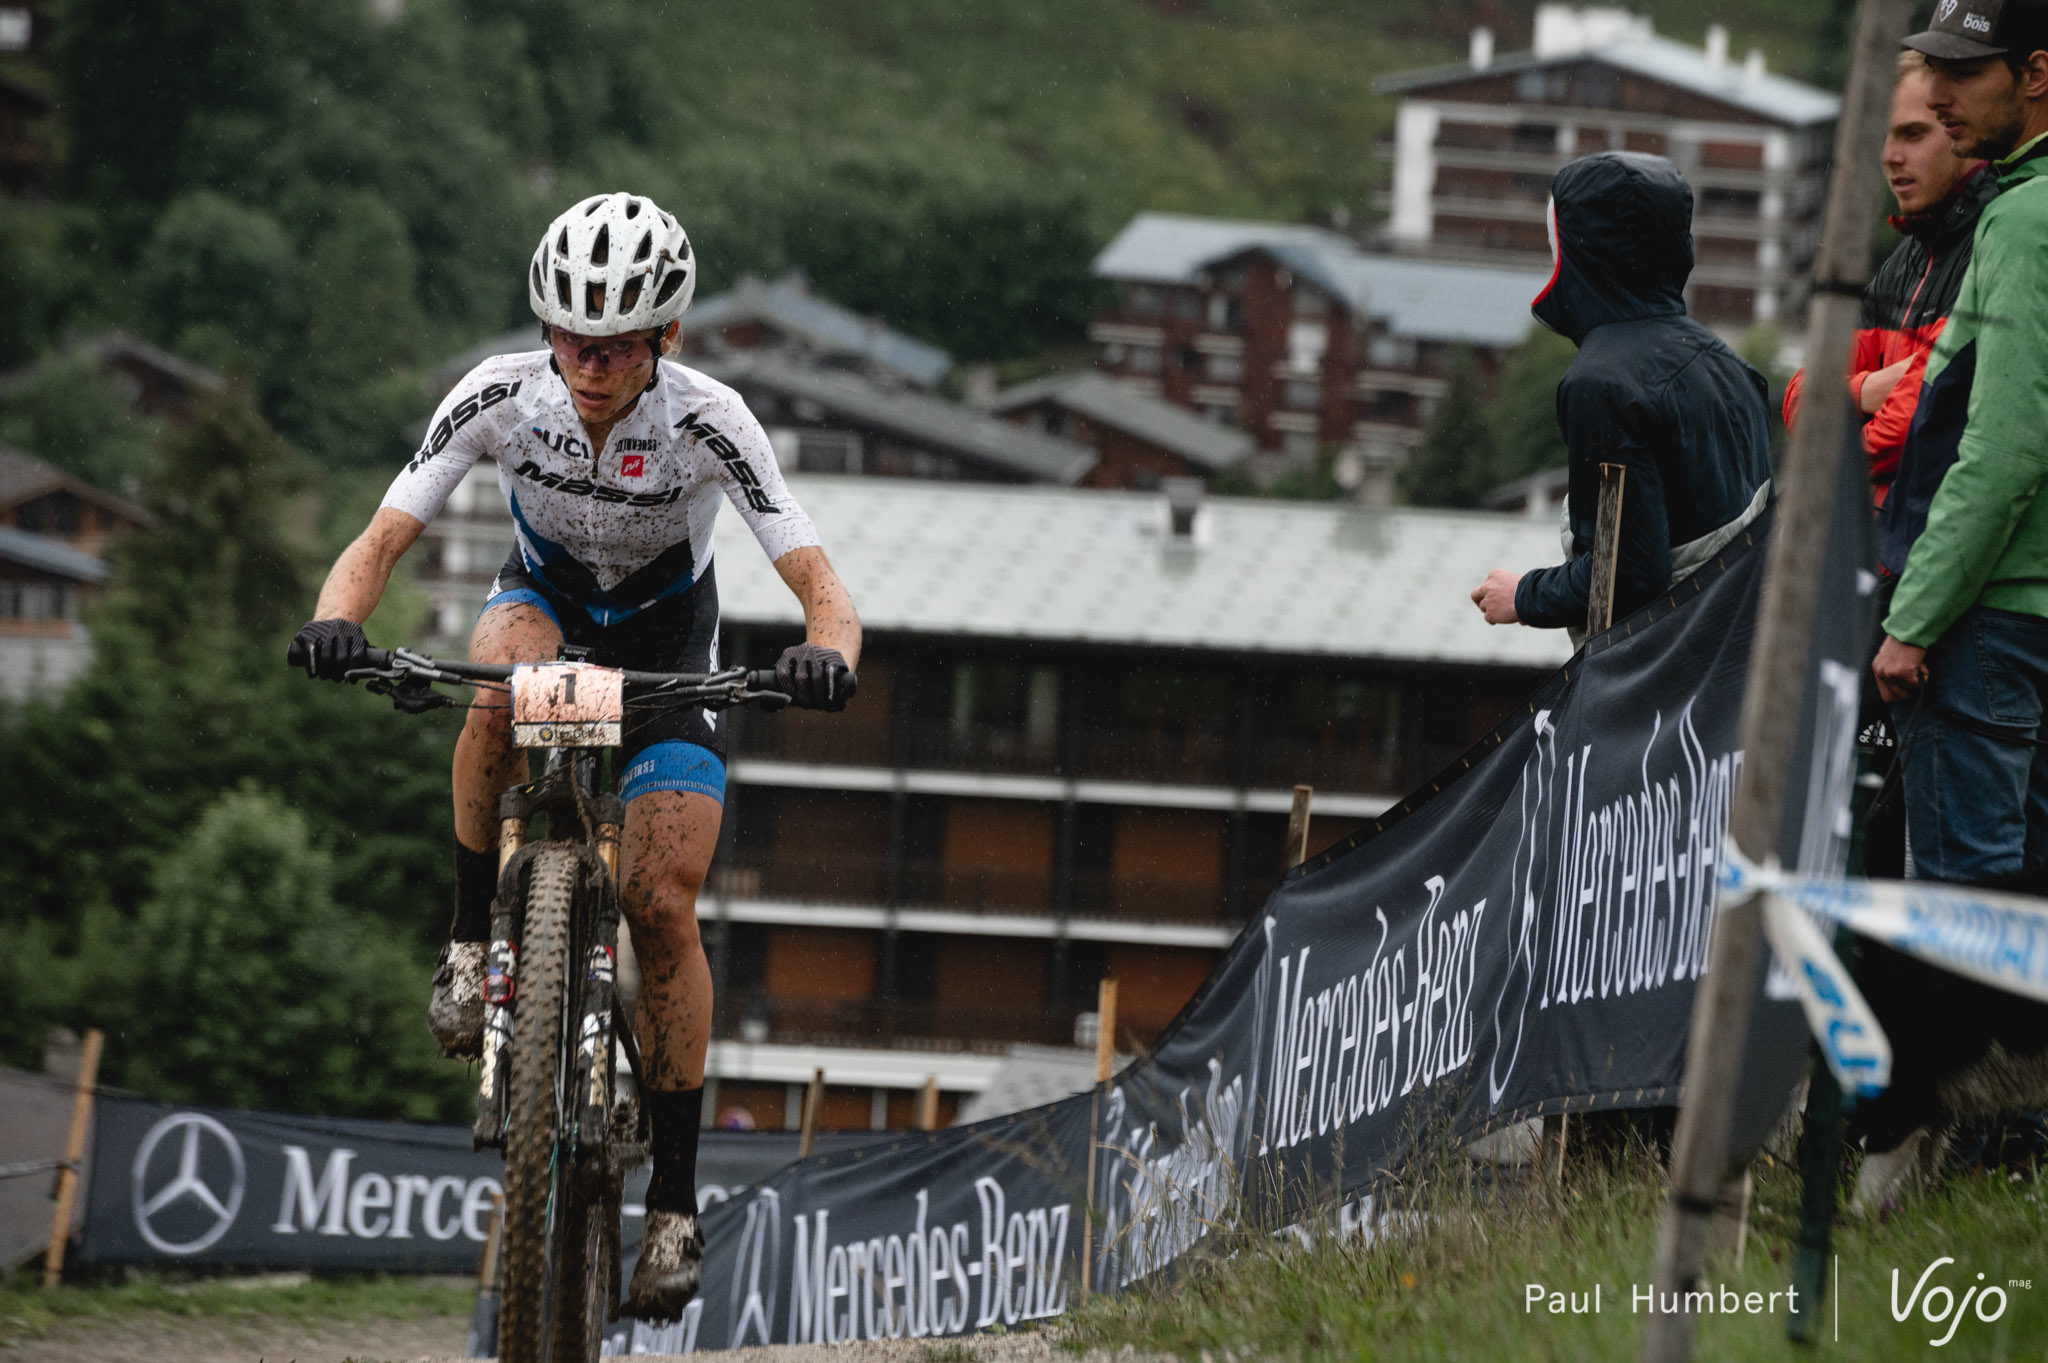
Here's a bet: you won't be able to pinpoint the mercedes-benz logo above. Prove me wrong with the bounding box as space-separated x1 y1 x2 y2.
131 1112 246 1255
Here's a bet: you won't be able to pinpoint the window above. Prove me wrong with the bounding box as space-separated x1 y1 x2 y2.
1365 388 1410 421
1128 345 1163 374
1281 431 1320 458
1284 379 1321 410
0 580 75 621
1207 293 1243 331
1203 352 1243 382
1199 400 1240 427
1172 290 1202 321
1367 335 1417 368
1100 342 1128 366
1128 285 1165 317
1292 285 1328 317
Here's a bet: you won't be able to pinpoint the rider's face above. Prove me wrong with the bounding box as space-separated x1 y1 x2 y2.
549 325 669 425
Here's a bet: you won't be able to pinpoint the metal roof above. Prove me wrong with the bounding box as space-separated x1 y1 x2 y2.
685 274 953 389
699 352 1097 485
712 475 1576 669
1094 212 1548 348
1247 243 1550 348
1375 37 1840 128
0 525 109 583
1091 211 1358 287
989 371 1254 472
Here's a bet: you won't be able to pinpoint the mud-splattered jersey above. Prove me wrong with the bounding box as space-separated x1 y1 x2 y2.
381 351 818 625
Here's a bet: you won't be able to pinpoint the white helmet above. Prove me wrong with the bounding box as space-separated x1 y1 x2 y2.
528 192 695 335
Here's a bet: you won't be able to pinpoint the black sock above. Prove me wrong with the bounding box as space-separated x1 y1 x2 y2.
643 1086 704 1216
452 843 496 943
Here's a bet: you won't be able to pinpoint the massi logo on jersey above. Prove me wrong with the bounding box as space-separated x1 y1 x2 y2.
621 455 645 477
675 410 778 515
530 426 594 461
409 380 522 470
510 459 685 507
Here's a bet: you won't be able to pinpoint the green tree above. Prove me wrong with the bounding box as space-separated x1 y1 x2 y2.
1487 328 1577 485
135 191 299 386
1400 348 1501 508
79 786 467 1120
0 352 163 491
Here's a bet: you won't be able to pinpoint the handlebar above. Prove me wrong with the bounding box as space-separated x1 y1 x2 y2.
355 647 784 695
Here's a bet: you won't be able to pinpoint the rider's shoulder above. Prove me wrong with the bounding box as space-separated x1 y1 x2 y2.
653 359 762 431
445 349 551 404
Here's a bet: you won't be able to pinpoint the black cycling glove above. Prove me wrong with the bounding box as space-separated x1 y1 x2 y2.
775 643 856 711
289 618 370 682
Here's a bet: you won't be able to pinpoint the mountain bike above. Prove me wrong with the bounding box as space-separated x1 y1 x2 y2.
327 643 788 1363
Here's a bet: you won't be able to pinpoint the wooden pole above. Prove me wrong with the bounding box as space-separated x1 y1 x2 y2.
1093 977 1119 1084
1642 3 1911 1357
1587 462 1627 633
1081 976 1119 1303
1283 785 1314 871
797 1067 825 1158
918 1075 940 1132
467 1191 505 1359
41 1028 102 1288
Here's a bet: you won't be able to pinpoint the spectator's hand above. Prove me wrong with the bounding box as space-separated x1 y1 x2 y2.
289 618 369 681
1872 635 1928 704
1470 569 1521 626
1859 357 1913 415
775 643 856 711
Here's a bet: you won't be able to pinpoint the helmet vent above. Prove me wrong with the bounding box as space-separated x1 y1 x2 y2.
590 224 609 266
555 269 571 310
633 230 653 263
676 236 691 262
583 198 604 216
620 273 645 312
531 259 543 296
585 280 606 320
625 198 643 219
555 226 570 258
653 268 688 309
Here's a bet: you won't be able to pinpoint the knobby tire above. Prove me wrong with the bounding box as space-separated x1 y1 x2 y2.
498 846 612 1363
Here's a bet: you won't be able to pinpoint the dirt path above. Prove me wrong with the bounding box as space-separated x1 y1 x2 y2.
0 1308 470 1363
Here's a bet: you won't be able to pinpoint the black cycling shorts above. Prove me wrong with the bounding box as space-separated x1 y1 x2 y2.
481 553 726 803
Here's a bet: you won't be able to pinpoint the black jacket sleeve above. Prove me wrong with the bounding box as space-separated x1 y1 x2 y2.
1513 373 1673 630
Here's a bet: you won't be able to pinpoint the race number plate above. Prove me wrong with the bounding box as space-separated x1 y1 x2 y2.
510 662 624 747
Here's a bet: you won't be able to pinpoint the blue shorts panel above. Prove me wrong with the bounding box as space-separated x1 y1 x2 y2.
480 586 564 633
620 740 727 805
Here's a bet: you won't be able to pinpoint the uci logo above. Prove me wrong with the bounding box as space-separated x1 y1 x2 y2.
1892 1256 2015 1348
131 1112 247 1255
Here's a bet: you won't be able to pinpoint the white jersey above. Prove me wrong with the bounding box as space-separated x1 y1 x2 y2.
382 350 818 625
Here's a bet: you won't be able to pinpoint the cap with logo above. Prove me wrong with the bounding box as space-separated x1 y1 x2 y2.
1906 0 2048 61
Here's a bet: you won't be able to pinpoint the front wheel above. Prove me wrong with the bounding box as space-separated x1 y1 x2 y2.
498 846 612 1363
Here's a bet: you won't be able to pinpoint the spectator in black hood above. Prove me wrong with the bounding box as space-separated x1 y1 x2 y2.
1471 152 1775 634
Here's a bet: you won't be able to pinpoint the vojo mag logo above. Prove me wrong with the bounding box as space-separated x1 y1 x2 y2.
131 1112 247 1255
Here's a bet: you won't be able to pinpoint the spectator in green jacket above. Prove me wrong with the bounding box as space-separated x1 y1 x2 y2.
1873 0 2048 881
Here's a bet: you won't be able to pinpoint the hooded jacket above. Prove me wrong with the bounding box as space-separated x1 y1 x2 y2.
1883 132 2048 646
1780 163 1996 505
1514 152 1775 631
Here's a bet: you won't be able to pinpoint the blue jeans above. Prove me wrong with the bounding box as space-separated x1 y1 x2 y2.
1896 606 2048 882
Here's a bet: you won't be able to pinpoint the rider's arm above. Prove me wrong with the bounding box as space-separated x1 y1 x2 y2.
314 507 426 621
772 544 861 671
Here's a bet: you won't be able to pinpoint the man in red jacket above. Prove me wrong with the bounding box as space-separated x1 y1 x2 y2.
1784 51 1992 505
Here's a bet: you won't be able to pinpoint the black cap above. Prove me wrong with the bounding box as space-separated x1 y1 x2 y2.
1905 0 2048 61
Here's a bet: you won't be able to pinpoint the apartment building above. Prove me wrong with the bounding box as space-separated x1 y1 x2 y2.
1088 212 1547 476
1374 5 1840 326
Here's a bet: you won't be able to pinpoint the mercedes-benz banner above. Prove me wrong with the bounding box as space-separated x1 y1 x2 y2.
78 1095 867 1272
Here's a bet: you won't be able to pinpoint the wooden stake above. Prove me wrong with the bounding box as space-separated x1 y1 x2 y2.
42 1028 102 1288
1283 785 1314 871
918 1076 940 1132
1587 463 1627 633
1093 978 1119 1084
1643 4 1912 1358
797 1067 825 1158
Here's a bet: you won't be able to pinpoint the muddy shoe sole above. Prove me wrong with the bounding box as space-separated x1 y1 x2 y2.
429 941 486 1059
